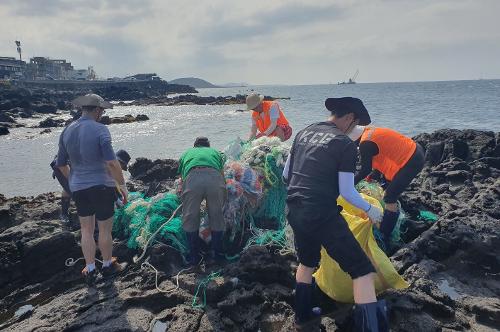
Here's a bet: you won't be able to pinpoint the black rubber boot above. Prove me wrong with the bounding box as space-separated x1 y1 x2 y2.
186 231 201 266
210 231 225 263
380 210 400 248
353 300 389 332
60 197 71 224
376 300 389 332
294 282 321 331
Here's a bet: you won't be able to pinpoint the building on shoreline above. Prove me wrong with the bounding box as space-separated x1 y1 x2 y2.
0 56 98 81
0 57 25 79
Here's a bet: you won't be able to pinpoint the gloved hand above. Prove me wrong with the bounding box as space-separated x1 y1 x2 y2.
366 204 383 224
119 184 129 205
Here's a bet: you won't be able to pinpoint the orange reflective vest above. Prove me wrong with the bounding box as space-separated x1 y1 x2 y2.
360 127 416 181
252 101 289 134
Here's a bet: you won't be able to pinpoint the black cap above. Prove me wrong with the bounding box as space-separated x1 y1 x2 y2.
116 149 131 170
325 97 371 126
194 136 210 147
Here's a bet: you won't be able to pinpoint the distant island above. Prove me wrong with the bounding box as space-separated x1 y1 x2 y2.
168 77 219 88
221 82 249 87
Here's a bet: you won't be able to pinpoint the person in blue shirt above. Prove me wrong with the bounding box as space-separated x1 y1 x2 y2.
56 94 128 286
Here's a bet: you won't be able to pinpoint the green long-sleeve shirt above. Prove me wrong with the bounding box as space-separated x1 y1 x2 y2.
178 147 226 179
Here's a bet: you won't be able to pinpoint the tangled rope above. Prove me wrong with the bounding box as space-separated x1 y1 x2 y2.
65 257 103 267
191 270 222 309
141 261 190 294
133 204 183 263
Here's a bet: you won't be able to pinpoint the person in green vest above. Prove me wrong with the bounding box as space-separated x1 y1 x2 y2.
178 137 227 266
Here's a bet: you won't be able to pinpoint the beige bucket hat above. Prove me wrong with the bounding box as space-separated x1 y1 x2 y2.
72 93 113 109
246 93 264 111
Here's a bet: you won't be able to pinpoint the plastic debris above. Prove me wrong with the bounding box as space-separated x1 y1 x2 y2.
419 210 439 222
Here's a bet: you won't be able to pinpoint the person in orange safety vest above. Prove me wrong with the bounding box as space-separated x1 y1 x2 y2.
349 125 425 250
246 93 292 141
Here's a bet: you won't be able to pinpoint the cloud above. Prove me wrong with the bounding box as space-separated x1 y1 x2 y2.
199 3 344 44
0 0 499 84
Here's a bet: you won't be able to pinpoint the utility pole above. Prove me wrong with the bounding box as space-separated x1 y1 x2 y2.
15 40 22 62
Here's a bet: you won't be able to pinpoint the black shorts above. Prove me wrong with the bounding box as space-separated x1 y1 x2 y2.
72 185 116 220
287 202 375 279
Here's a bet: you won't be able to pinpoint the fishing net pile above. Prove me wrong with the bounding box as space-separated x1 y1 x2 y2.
113 191 188 257
112 136 293 259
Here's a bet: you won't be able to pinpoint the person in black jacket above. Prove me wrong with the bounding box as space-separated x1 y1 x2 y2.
283 97 388 331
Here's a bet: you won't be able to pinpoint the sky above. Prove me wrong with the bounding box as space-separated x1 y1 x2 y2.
1 0 499 85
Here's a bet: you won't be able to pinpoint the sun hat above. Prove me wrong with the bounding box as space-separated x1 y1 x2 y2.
246 93 264 111
72 94 113 109
325 97 371 126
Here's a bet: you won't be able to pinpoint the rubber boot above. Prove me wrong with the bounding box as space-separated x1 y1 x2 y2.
353 300 389 332
380 210 400 250
210 231 225 263
186 231 201 266
294 282 321 331
60 197 71 224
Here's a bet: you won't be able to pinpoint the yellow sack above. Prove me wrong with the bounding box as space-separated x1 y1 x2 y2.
313 194 409 303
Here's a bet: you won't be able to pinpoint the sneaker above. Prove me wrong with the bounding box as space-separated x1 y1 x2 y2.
101 257 127 279
82 267 98 287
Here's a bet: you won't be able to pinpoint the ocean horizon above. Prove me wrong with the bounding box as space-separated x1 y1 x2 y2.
1 79 499 197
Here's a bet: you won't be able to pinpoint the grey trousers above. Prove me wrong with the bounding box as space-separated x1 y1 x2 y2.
181 167 226 233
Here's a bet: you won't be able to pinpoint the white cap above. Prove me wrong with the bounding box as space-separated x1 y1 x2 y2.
348 125 365 141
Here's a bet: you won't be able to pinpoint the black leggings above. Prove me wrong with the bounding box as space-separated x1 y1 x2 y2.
384 143 425 204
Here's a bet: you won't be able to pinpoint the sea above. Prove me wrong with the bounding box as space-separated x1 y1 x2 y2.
1 80 499 197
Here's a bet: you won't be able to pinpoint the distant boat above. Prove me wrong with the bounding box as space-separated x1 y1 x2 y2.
338 69 359 85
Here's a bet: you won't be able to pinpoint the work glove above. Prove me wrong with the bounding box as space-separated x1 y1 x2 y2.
366 204 383 224
119 184 129 205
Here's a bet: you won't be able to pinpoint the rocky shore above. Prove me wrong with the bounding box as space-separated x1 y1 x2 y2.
0 84 287 136
0 82 193 136
0 129 498 331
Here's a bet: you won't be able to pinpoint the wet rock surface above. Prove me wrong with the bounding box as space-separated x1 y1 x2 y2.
0 125 9 135
38 117 66 128
0 83 195 135
99 114 150 125
114 94 290 107
0 129 499 331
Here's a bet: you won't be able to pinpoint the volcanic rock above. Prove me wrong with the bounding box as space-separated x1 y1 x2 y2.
0 113 15 123
0 129 498 331
129 158 179 183
38 117 65 128
0 125 9 135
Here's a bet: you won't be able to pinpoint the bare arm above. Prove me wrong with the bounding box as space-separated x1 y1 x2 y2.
106 159 125 185
58 165 70 179
249 121 258 140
